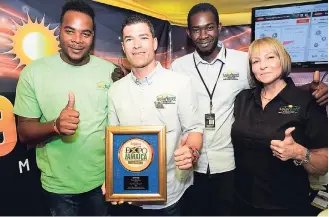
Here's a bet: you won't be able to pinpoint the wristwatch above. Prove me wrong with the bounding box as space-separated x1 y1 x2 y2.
293 148 311 166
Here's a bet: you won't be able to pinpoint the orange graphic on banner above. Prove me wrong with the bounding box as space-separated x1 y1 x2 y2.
0 96 17 156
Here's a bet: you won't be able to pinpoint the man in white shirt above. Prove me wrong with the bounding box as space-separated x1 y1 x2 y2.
171 3 249 216
107 14 203 216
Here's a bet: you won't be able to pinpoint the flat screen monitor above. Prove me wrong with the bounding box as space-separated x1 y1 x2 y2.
252 1 328 70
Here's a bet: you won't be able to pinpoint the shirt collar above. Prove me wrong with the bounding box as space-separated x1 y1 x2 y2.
277 77 297 103
130 62 162 86
193 43 226 66
250 77 297 104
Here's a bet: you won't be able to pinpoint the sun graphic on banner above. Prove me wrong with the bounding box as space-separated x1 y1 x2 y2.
7 14 59 69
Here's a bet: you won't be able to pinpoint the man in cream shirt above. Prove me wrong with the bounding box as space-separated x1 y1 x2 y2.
171 3 250 216
107 14 203 215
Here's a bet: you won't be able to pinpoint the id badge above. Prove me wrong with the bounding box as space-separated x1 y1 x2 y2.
205 113 215 130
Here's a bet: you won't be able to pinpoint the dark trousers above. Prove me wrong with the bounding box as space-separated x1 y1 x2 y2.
112 200 182 216
182 170 235 216
233 194 313 216
43 185 108 216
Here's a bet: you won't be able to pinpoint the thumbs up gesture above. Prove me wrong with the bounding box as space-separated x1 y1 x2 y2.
55 92 80 135
270 127 302 161
310 70 320 90
310 70 328 106
174 134 194 170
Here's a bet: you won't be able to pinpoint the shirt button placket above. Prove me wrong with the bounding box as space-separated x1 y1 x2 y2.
140 85 146 124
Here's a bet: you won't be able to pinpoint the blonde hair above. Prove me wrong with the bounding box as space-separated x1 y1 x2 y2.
248 37 291 82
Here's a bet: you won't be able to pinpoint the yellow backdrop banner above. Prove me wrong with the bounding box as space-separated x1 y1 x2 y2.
93 0 251 26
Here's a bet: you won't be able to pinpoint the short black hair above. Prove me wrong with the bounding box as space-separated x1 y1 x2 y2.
60 0 95 30
187 3 219 28
121 14 155 39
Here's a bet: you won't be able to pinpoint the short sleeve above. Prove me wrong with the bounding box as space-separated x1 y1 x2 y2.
107 85 119 126
13 65 42 118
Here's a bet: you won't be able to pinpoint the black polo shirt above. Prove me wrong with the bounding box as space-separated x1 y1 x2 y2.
231 77 328 209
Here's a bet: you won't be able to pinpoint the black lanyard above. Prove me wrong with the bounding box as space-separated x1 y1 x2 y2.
193 48 226 113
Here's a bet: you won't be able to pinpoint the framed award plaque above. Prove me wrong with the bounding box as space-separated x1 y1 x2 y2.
105 126 166 202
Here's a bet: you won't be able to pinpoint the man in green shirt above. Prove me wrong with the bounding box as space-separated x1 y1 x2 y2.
13 0 115 215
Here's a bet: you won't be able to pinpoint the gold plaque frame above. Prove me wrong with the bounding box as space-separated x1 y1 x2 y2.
105 126 166 202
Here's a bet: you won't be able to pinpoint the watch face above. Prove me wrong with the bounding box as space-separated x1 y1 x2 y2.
118 138 154 172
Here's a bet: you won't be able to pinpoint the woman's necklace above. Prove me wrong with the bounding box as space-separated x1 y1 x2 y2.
261 90 273 101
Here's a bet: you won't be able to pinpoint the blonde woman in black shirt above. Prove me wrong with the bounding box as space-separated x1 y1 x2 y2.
232 37 328 216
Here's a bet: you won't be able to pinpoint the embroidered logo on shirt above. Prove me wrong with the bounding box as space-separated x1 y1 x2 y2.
278 105 301 114
156 94 176 104
96 81 110 90
222 69 239 80
154 94 176 109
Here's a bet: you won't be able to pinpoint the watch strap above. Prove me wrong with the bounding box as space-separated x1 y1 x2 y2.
293 148 310 166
